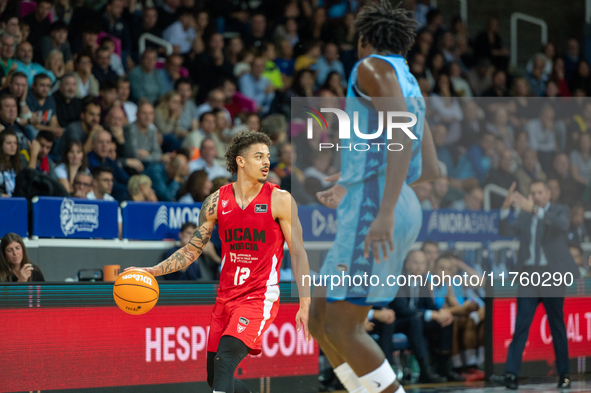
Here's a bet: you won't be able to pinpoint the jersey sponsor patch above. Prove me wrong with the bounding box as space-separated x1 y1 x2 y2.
222 199 229 208
237 324 246 333
239 317 249 325
255 204 267 213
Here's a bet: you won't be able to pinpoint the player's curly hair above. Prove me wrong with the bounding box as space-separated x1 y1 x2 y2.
355 0 416 57
225 131 273 175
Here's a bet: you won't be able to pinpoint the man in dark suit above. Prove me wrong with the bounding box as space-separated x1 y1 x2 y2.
390 250 456 383
495 180 577 389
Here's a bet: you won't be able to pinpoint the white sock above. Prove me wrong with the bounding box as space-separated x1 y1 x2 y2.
359 359 396 393
395 385 406 393
465 348 477 366
477 346 485 365
451 353 463 369
334 362 369 393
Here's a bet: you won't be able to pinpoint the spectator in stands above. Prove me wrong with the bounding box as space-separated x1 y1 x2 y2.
422 176 450 210
315 43 346 89
92 47 118 85
426 52 445 90
53 73 82 129
243 13 271 49
319 71 346 97
569 244 588 278
568 203 589 244
0 14 21 43
196 88 232 125
0 95 29 152
74 52 99 98
450 185 484 211
124 101 162 163
175 78 198 133
116 77 136 124
100 0 131 62
128 48 165 104
239 56 275 115
0 129 22 197
548 177 563 205
570 132 591 187
514 149 547 197
97 80 120 124
0 72 31 120
103 106 130 160
183 111 216 152
178 169 211 203
570 60 591 95
15 41 55 87
550 153 582 207
191 33 233 103
487 107 514 149
449 61 472 97
56 140 88 194
485 150 518 209
563 38 581 83
163 8 196 56
551 57 571 97
155 91 186 152
18 20 29 46
58 100 102 157
127 174 157 202
188 137 230 180
482 69 509 97
45 50 66 94
220 77 256 122
25 74 62 141
304 151 334 197
455 132 495 185
27 130 57 179
0 233 44 282
88 165 122 236
433 124 454 177
421 240 440 271
526 104 566 173
131 7 160 56
459 100 485 150
466 59 493 97
144 152 189 201
158 54 184 94
257 42 282 90
87 130 129 201
527 54 548 97
99 36 125 77
156 0 180 32
72 171 92 198
37 21 73 70
391 251 455 383
0 33 15 77
473 16 509 71
430 74 463 145
23 0 52 46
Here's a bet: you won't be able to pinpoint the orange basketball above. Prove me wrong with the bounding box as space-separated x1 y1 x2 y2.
113 270 159 315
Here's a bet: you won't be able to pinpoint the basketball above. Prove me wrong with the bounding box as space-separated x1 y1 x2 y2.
113 270 159 315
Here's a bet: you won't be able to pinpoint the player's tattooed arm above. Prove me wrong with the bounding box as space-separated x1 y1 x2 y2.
154 191 219 276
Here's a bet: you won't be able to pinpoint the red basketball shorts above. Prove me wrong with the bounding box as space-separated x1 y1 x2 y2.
207 286 280 355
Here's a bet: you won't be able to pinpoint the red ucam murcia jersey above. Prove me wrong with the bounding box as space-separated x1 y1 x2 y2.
216 182 285 303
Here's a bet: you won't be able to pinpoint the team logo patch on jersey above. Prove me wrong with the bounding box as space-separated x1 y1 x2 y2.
255 204 267 213
237 324 246 333
222 199 229 208
239 317 249 325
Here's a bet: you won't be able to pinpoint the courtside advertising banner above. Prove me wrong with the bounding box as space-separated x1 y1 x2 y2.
0 197 27 237
1 302 317 392
121 201 203 240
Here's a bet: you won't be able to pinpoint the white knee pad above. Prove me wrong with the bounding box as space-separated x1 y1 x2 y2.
334 362 368 393
358 359 396 393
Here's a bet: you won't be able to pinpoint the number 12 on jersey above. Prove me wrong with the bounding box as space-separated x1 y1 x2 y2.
234 266 250 285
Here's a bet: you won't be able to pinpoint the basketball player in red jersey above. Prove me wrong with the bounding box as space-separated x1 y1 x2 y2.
126 132 311 393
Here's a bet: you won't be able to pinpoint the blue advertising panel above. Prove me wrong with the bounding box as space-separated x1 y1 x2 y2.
122 202 203 240
298 206 511 243
0 197 27 237
32 197 118 239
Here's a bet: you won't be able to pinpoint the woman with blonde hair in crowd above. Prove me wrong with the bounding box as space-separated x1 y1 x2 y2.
56 140 89 194
0 233 44 282
154 91 187 152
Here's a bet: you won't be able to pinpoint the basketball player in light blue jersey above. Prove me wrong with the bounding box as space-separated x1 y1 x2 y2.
309 2 440 393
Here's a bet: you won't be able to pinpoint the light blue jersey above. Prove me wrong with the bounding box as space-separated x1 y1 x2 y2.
320 54 426 306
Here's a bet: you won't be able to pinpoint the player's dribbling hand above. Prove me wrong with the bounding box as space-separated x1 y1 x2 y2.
123 266 159 277
364 213 394 263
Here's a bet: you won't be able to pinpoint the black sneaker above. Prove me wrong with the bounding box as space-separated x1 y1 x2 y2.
418 371 447 384
558 374 571 389
504 373 518 390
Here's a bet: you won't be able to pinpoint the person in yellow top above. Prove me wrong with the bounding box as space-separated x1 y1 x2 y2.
260 42 283 90
294 40 322 72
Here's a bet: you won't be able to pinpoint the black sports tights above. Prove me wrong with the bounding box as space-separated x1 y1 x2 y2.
206 335 251 393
